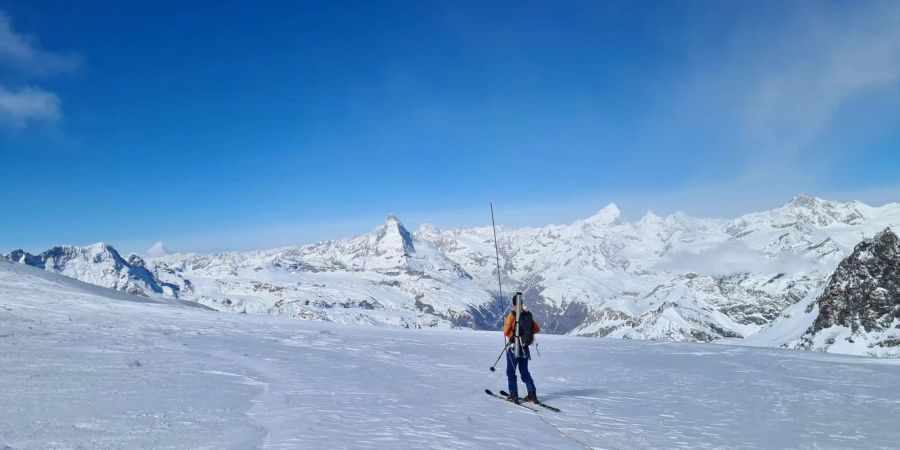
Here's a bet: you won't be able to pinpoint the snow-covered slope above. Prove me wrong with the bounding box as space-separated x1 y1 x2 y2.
3 258 900 449
6 195 900 350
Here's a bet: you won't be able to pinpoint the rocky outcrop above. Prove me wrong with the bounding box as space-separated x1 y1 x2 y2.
798 228 900 355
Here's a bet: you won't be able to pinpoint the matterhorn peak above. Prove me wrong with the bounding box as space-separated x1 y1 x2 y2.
377 214 407 235
586 203 624 225
375 213 415 256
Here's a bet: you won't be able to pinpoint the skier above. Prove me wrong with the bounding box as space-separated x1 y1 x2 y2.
503 294 541 403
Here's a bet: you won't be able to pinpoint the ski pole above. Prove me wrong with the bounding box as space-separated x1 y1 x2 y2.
489 340 512 372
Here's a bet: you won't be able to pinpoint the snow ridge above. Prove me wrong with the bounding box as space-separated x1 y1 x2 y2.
5 243 185 298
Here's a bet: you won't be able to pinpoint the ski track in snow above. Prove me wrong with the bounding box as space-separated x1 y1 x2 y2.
2 260 900 449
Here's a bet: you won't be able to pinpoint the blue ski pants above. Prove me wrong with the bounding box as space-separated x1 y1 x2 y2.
506 347 536 397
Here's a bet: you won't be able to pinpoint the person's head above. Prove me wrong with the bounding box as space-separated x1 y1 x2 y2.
511 293 521 306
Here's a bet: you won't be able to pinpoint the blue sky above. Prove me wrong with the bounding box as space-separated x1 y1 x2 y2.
1 1 898 254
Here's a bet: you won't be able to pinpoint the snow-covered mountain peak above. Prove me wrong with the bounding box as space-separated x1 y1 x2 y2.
374 214 415 257
668 211 699 225
583 203 624 226
639 210 662 225
777 194 865 227
84 242 121 259
416 223 441 235
34 243 120 264
788 193 819 208
385 213 402 225
721 194 886 259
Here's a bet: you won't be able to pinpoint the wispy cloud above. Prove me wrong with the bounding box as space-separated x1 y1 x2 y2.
0 10 78 129
0 86 60 127
743 2 900 158
625 2 900 218
0 10 79 75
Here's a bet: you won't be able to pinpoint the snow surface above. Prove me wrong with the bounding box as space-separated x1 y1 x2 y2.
3 260 900 449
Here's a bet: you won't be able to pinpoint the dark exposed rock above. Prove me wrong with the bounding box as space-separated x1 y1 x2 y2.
414 295 436 315
521 286 590 334
463 294 508 330
800 228 900 347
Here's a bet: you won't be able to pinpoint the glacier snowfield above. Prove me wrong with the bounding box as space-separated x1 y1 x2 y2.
2 260 900 449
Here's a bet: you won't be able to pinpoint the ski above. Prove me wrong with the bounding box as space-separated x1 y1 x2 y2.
485 389 538 411
500 390 561 412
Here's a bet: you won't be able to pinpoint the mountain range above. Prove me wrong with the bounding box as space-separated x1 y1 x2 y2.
6 194 900 355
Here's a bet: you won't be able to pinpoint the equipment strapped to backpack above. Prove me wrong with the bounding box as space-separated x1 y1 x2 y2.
517 310 535 347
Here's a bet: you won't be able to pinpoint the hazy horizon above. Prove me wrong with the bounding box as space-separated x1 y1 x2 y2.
5 191 899 256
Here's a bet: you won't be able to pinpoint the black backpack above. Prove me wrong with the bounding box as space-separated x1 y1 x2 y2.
517 310 535 347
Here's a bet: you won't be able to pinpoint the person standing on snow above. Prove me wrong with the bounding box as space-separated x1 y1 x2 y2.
503 294 541 403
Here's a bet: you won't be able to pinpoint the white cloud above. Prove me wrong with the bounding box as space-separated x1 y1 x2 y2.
145 242 169 257
0 10 78 129
0 86 60 127
654 240 820 276
0 10 79 75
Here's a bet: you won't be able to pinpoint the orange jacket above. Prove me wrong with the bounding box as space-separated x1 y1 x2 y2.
503 311 540 339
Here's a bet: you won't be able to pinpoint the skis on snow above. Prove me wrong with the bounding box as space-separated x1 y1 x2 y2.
484 389 539 411
500 390 561 412
486 389 561 412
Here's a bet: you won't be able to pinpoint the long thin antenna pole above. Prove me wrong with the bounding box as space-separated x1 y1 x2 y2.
488 203 511 372
490 203 503 303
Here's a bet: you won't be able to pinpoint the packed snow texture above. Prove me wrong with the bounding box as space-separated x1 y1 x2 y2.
2 259 900 449
6 195 900 355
